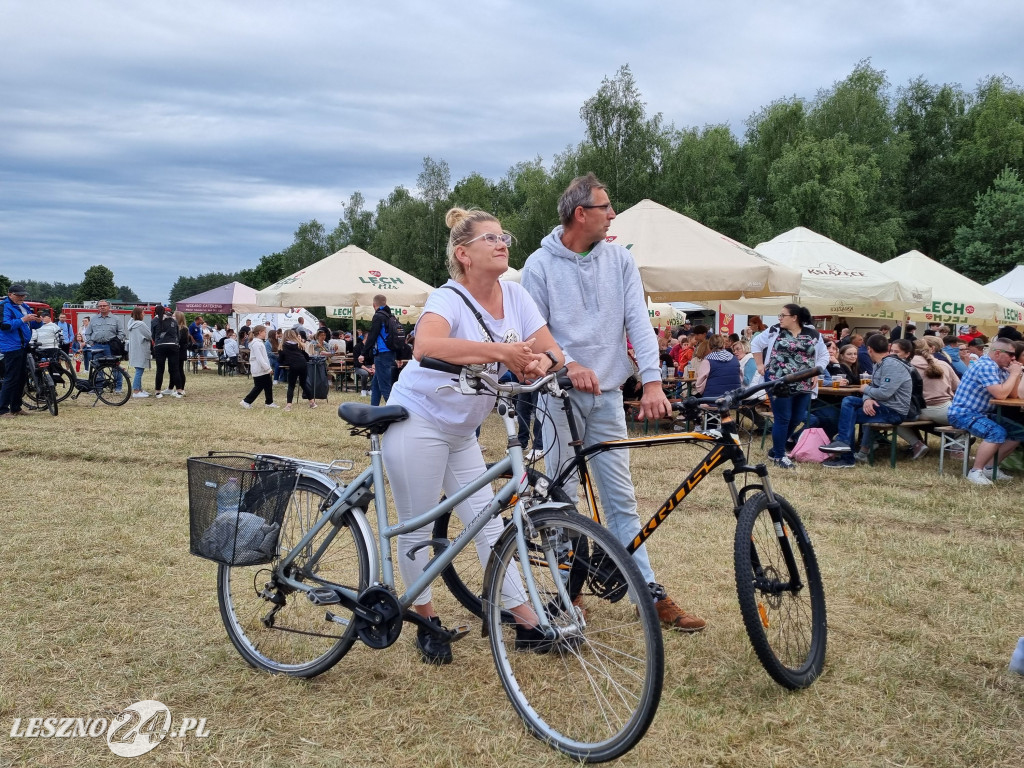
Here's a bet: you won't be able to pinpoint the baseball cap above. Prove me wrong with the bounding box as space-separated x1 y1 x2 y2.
8 283 27 296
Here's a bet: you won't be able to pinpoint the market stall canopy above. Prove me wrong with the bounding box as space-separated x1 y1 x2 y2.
886 251 1024 329
715 227 932 317
606 199 802 302
175 282 283 314
985 265 1024 306
648 299 686 328
255 245 434 321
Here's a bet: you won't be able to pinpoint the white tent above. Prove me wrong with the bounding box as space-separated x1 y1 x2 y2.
715 227 932 317
885 251 1024 330
606 199 802 302
255 245 434 325
985 265 1024 306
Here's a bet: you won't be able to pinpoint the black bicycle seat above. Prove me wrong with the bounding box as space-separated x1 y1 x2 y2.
337 402 409 430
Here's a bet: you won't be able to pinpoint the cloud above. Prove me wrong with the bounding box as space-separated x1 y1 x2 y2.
1 0 1021 299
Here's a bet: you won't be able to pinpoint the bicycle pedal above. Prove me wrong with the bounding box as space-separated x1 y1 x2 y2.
306 587 341 606
448 623 471 643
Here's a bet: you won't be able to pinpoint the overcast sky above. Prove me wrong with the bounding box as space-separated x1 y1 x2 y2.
2 0 1021 301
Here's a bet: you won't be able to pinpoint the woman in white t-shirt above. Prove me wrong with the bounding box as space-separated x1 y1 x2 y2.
382 207 564 665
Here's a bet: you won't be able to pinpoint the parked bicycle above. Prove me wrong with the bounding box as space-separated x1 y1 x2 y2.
22 341 59 416
23 344 77 410
67 354 131 406
189 361 664 763
435 366 828 690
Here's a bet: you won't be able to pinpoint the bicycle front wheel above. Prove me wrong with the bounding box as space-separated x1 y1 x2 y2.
95 364 131 406
43 371 58 416
218 475 371 677
734 492 827 689
485 509 663 763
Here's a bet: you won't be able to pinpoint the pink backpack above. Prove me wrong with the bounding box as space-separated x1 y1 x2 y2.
788 428 831 463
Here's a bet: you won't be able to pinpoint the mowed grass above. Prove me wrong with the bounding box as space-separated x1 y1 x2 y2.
1 369 1022 768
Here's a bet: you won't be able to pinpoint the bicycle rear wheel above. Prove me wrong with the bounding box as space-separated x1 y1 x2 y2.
218 475 371 677
22 358 44 411
734 492 827 689
94 364 131 406
485 509 663 763
434 465 571 619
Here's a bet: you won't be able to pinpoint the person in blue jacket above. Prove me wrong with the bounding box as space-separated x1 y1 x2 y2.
0 284 43 417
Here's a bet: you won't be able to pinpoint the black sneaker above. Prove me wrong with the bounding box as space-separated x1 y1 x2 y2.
415 616 453 665
822 456 855 469
515 624 553 654
819 439 852 454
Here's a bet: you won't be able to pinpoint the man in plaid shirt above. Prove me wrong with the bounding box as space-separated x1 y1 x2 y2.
947 338 1024 485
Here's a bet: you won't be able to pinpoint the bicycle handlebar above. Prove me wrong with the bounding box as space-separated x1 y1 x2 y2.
420 356 568 397
674 366 824 414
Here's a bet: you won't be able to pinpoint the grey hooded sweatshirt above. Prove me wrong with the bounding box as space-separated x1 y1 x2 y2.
521 226 659 392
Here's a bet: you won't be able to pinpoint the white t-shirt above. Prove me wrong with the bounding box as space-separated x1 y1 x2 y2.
32 322 62 349
388 280 546 436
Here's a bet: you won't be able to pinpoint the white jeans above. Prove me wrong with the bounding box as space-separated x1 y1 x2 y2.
897 401 951 445
542 388 656 584
381 411 526 607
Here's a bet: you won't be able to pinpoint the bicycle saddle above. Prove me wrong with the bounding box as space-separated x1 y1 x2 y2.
337 402 409 430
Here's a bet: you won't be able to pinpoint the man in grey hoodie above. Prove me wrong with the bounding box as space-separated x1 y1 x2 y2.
521 173 705 633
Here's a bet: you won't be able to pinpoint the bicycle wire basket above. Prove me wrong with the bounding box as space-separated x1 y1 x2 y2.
187 452 298 566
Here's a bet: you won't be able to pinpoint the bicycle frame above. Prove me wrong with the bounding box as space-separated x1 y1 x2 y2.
268 376 571 632
545 389 780 556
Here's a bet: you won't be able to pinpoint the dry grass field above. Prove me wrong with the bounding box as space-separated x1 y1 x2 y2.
1 369 1022 767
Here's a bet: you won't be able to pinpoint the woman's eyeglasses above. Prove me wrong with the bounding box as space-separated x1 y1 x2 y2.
463 232 513 247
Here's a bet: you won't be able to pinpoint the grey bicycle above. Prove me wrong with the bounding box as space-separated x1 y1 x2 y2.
191 359 665 763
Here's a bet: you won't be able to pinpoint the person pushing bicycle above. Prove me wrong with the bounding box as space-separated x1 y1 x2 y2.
521 173 706 632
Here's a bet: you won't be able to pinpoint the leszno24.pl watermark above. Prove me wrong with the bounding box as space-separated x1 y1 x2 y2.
9 700 209 757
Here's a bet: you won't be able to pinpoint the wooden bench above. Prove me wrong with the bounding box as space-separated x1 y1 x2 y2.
863 420 935 468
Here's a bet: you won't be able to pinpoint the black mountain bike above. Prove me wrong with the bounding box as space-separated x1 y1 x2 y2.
23 343 59 416
435 366 828 690
68 355 131 406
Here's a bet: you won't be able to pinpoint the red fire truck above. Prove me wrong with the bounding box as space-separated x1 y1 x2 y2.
61 302 157 338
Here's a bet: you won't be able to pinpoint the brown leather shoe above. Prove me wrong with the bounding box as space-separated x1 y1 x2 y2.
655 595 707 633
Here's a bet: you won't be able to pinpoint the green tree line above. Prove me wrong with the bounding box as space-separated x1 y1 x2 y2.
171 59 1024 301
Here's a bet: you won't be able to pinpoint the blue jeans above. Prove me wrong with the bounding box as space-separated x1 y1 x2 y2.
90 344 124 389
834 396 905 464
542 388 656 585
370 350 395 406
768 391 812 459
0 347 27 414
132 367 145 391
516 389 543 449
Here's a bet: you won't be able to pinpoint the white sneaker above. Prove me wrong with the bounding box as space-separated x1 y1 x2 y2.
265 403 280 408
161 389 174 395
982 465 1013 481
967 468 994 486
361 390 370 396
172 392 183 398
132 392 148 398
240 400 251 409
526 448 544 461
155 393 163 399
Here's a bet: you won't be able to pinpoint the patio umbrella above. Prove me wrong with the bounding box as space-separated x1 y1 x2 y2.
985 265 1024 306
606 199 802 302
255 245 434 328
715 227 932 317
886 251 1024 330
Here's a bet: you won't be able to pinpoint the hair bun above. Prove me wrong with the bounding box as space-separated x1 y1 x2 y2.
445 207 469 229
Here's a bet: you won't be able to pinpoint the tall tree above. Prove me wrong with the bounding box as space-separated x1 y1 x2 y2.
76 265 117 302
658 124 743 237
894 77 968 260
576 64 666 208
117 285 140 303
951 166 1024 283
327 191 376 253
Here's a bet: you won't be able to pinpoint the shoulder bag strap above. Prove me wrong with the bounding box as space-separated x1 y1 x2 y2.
441 285 498 343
